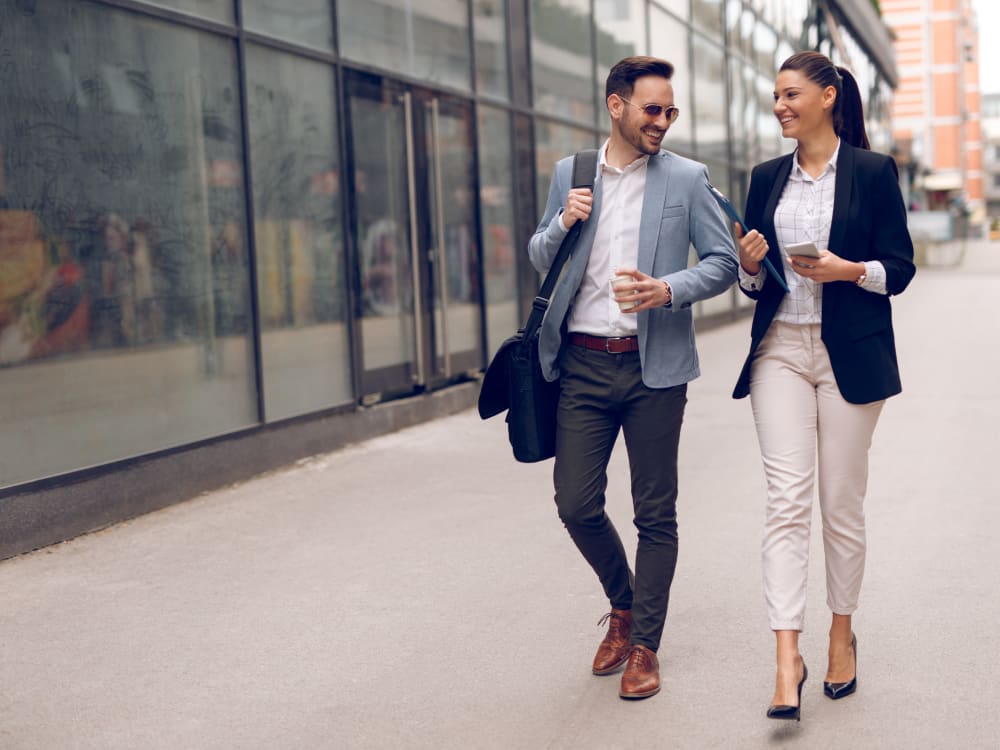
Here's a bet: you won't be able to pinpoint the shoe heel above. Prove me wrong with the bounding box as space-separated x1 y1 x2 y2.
766 661 807 721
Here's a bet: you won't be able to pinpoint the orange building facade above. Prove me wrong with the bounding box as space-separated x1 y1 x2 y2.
883 0 983 217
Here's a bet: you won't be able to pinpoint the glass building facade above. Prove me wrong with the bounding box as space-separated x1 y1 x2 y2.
0 0 897 548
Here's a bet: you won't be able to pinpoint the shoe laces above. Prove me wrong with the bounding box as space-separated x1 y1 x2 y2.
628 645 652 668
597 611 628 638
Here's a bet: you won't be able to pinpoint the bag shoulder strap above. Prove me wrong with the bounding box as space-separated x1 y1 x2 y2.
522 148 599 337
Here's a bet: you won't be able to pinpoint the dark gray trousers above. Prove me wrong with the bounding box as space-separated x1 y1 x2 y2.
553 344 687 652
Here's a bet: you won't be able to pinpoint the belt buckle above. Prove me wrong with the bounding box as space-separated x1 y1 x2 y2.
605 337 623 353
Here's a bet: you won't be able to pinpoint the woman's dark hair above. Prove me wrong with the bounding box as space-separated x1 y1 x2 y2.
779 51 870 150
605 56 674 102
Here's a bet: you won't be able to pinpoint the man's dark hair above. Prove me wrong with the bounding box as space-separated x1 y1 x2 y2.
605 56 675 102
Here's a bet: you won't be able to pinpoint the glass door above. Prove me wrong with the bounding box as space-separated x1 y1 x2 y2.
345 71 482 402
424 94 482 385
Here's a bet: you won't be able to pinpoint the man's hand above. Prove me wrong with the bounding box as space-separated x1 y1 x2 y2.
561 188 594 229
611 268 672 312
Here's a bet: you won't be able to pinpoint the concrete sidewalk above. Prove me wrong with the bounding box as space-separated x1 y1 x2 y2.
2 240 998 749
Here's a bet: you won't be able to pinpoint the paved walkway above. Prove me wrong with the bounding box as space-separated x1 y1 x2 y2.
2 240 998 749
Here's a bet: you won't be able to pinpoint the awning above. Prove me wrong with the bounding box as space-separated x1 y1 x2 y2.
918 172 963 191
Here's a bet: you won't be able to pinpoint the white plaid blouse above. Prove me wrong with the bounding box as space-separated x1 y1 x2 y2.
739 141 887 322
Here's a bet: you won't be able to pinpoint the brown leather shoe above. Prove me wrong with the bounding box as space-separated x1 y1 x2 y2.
619 644 660 699
592 609 633 675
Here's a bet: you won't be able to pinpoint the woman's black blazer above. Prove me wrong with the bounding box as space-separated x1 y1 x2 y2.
733 143 917 405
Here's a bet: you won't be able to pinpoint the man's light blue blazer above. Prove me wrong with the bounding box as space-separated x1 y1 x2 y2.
528 149 738 388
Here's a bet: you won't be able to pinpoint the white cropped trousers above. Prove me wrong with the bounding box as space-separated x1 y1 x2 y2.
749 322 884 631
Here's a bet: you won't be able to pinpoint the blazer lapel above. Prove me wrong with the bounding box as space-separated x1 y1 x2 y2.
763 155 794 287
829 143 854 256
637 153 669 272
822 143 856 326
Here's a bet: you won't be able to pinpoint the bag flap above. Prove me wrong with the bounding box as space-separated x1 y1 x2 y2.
477 333 524 419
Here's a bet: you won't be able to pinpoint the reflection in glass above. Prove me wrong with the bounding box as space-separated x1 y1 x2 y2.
474 0 510 98
347 76 417 383
653 0 688 20
247 46 351 421
423 99 481 376
477 106 518 357
650 6 693 157
531 0 595 124
753 19 777 74
534 120 596 229
692 34 728 163
728 56 749 164
725 0 742 40
140 0 232 22
595 0 644 116
740 8 755 61
243 0 334 51
691 0 724 35
0 0 254 487
757 72 782 160
338 0 472 92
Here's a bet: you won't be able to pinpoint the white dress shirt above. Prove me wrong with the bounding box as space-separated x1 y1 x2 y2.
739 140 887 321
565 140 647 337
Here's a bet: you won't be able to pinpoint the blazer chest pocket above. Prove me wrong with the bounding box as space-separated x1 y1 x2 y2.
661 205 685 220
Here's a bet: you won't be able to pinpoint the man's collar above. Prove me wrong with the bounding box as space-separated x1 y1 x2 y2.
600 139 650 173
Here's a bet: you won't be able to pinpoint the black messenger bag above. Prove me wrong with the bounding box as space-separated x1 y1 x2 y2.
477 149 599 462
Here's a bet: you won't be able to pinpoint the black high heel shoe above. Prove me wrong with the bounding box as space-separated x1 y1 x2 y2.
824 633 858 700
767 660 808 721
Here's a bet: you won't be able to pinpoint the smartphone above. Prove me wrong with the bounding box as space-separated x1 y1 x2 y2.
785 241 821 258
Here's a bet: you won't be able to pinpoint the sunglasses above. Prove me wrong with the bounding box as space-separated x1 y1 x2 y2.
619 96 680 123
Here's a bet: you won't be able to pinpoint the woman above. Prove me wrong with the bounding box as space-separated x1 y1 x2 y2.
732 51 915 721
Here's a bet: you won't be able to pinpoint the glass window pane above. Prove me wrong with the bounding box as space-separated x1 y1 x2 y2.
243 0 334 51
246 46 351 420
477 106 518 357
531 0 595 123
653 0 688 21
753 19 777 73
725 0 742 39
757 72 782 159
534 120 597 225
692 34 727 163
650 6 693 157
728 55 749 163
141 0 233 23
423 97 482 373
0 0 254 487
337 0 472 92
596 0 646 116
474 0 510 99
691 0 724 36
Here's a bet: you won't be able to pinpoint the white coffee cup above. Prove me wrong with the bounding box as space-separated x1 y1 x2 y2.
611 274 638 310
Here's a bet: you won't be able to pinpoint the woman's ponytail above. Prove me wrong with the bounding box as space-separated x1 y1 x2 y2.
835 66 870 150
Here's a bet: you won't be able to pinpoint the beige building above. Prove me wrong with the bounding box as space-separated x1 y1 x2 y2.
883 0 984 219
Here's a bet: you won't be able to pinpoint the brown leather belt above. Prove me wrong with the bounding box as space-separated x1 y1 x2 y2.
569 333 639 354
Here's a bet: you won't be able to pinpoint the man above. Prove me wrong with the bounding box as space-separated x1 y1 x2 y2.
528 56 737 700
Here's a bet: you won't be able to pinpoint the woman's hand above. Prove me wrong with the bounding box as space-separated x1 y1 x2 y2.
787 250 865 284
735 224 767 275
